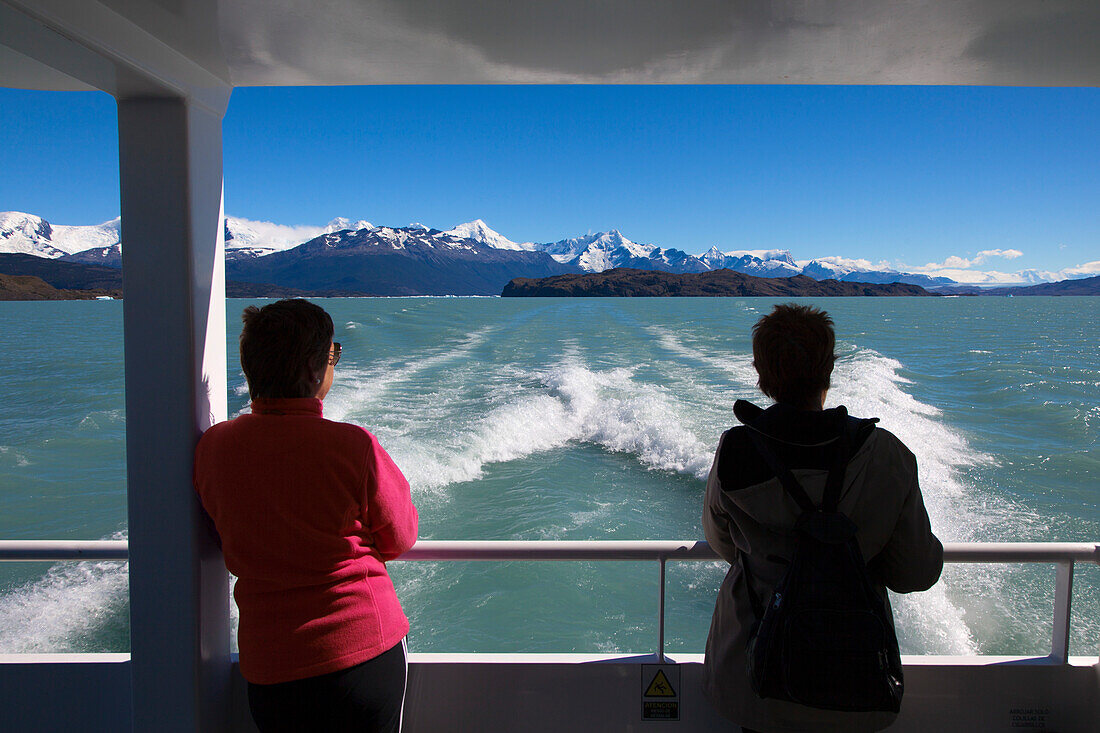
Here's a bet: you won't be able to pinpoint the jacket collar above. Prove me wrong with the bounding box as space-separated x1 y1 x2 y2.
250 397 323 417
734 399 863 448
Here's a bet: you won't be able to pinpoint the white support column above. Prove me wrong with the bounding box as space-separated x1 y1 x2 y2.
118 96 229 733
1050 561 1073 664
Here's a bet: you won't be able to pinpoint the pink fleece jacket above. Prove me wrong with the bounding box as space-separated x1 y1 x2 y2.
194 397 418 684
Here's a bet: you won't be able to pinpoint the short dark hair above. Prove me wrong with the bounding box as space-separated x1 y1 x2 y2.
752 303 836 408
239 299 334 400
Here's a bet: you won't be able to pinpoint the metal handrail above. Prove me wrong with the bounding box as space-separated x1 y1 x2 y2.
3 539 1095 564
0 540 129 561
1 540 1097 662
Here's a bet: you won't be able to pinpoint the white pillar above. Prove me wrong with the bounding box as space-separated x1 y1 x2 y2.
118 96 229 733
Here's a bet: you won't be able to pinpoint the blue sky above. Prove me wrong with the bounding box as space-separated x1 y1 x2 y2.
2 85 1097 280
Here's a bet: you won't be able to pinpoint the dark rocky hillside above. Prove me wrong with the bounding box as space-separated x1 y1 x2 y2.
0 272 120 300
0 253 123 290
502 268 935 297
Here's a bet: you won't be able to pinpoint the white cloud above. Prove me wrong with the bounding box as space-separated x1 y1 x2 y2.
919 249 1025 271
224 216 373 253
940 255 974 269
975 248 1023 261
225 217 329 251
904 253 1099 286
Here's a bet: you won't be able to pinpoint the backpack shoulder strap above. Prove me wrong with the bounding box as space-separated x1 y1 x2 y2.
821 407 852 513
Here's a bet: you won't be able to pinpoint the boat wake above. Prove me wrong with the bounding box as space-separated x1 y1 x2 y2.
0 531 129 653
0 318 1080 658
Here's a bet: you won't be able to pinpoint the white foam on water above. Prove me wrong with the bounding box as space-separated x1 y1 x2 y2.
1085 405 1100 431
399 356 713 493
0 531 128 653
828 347 989 653
831 347 991 524
76 409 124 432
641 338 985 655
320 362 402 420
0 445 31 467
549 363 711 478
324 325 497 424
891 581 977 655
567 500 617 531
156 327 1060 657
648 327 758 390
229 372 251 418
229 574 240 653
0 537 243 655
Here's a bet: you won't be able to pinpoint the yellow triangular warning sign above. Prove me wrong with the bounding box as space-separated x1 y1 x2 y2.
644 669 676 697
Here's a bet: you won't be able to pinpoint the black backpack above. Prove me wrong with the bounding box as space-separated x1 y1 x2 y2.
742 420 904 713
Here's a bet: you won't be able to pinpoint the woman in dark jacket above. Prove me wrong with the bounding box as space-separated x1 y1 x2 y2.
702 304 943 733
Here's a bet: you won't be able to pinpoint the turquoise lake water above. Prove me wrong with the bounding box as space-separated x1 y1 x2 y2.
0 296 1097 656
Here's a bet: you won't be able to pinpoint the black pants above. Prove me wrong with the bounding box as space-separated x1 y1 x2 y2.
247 639 407 733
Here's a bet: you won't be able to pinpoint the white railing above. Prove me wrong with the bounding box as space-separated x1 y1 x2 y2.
0 540 129 561
1 540 1097 663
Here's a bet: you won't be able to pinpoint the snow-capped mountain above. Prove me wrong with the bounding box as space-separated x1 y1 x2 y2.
540 230 647 269
0 211 964 285
226 224 576 296
537 230 707 273
442 219 533 251
700 246 802 278
0 212 121 258
62 242 121 265
797 256 957 287
325 217 374 233
431 220 703 272
1013 269 1069 285
13 210 1093 291
0 212 380 265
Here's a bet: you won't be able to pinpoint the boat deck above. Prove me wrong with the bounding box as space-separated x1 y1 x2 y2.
2 651 1097 732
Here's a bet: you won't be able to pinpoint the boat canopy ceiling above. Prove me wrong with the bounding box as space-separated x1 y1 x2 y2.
2 0 1100 97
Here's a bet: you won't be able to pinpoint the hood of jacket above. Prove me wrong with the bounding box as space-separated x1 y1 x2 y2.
722 399 880 538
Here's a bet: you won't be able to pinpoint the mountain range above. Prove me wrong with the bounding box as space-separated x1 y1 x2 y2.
225 225 574 296
0 210 1088 296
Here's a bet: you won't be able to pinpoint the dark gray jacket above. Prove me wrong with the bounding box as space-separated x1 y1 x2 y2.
702 400 943 732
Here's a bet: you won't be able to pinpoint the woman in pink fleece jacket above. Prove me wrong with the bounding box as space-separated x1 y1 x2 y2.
195 299 418 733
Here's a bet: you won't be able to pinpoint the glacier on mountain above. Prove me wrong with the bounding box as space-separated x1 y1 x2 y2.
0 212 120 258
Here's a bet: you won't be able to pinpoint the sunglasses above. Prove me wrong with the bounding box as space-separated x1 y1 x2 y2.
329 342 342 366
